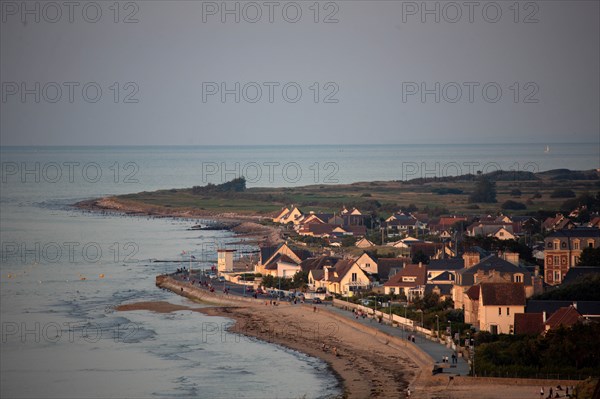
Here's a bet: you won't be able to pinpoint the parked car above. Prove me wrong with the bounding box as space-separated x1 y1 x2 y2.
217 276 226 282
316 287 326 293
245 286 254 293
208 273 217 279
312 298 322 304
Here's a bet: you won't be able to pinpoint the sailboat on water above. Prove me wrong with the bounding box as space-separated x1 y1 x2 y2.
544 145 550 153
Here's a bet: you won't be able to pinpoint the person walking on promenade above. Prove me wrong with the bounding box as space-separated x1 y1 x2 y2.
540 387 544 397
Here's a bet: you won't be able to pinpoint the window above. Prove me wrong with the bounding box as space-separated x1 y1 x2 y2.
553 241 559 250
498 307 502 316
561 242 567 249
554 271 561 282
351 273 357 282
365 263 370 268
507 307 510 316
490 325 498 335
589 241 594 248
554 256 560 265
514 274 522 283
574 241 580 250
547 242 553 248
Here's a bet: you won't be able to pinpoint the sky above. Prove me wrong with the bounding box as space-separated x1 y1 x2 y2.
1 0 599 146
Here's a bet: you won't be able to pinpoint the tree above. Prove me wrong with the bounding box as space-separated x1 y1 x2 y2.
468 176 497 203
577 247 600 266
412 250 430 264
341 235 357 247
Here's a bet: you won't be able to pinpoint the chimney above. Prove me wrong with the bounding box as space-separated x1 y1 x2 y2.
502 251 519 266
418 262 422 268
324 266 330 281
542 311 546 323
534 266 539 277
572 302 577 309
463 252 480 268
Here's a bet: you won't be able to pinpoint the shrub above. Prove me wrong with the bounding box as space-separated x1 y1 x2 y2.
550 189 576 198
501 200 527 210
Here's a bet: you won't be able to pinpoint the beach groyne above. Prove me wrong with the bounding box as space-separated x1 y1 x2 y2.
155 275 267 306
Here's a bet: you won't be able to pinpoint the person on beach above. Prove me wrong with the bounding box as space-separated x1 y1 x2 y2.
540 387 544 397
313 306 317 312
407 388 411 397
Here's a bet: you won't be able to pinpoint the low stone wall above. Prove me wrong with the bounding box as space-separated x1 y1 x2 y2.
453 375 583 386
332 298 433 336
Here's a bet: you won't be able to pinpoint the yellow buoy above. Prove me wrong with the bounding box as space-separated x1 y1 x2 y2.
99 274 105 278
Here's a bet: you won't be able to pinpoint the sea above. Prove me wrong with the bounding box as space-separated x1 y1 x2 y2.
0 144 598 398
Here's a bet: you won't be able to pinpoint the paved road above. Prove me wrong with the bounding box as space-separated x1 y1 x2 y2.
327 305 470 376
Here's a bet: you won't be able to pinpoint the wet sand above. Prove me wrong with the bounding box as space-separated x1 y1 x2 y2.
118 297 583 399
117 299 417 398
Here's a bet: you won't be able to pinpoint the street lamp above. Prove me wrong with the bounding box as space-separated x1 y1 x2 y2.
388 300 392 322
435 315 440 338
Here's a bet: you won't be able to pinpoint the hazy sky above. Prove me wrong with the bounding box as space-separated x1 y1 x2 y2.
1 1 599 146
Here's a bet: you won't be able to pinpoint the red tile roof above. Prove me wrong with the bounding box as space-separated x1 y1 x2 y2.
480 282 526 306
383 263 427 287
466 285 480 301
514 313 544 335
545 305 581 330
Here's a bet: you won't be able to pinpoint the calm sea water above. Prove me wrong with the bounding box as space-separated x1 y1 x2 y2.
0 144 598 398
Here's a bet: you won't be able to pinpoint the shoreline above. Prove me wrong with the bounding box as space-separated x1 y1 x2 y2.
128 276 587 399
153 276 417 398
74 197 283 245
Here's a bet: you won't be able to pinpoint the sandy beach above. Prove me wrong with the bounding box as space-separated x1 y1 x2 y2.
118 289 585 399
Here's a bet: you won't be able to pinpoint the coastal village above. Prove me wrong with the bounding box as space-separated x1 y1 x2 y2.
155 190 600 398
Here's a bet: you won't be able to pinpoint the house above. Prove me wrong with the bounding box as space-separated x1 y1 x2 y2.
274 206 304 225
323 259 371 296
542 214 575 232
453 254 539 311
376 257 410 283
387 236 423 248
427 258 464 281
255 243 310 277
383 262 427 301
308 269 325 290
544 228 600 285
355 237 375 249
466 221 516 238
428 215 468 234
340 207 368 226
525 300 600 322
381 217 419 235
514 313 545 335
476 282 526 334
589 216 600 228
354 252 378 274
491 226 516 240
273 207 290 223
544 305 582 332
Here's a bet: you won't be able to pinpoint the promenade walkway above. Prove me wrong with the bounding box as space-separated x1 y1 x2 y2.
326 305 470 376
